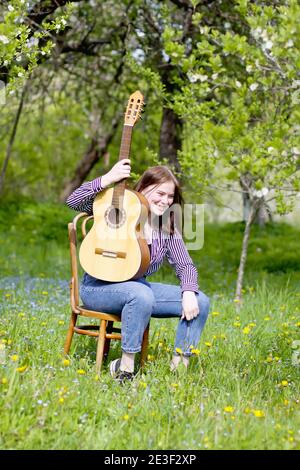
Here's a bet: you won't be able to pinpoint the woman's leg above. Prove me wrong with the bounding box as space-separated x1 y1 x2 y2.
80 279 155 369
149 282 210 361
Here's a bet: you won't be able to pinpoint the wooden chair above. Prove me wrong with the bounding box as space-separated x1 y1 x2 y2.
64 212 149 372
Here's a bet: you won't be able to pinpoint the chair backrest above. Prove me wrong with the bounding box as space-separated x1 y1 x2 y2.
68 212 93 311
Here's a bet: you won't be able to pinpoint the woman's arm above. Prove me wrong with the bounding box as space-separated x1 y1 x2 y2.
165 232 200 320
165 231 199 294
65 159 131 213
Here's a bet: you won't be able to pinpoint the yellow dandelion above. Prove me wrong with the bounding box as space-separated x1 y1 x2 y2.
234 298 240 303
10 354 19 362
171 383 179 388
58 320 65 325
233 322 241 328
18 313 25 318
281 380 288 387
62 359 70 367
5 293 11 298
295 322 300 327
288 437 294 443
284 399 289 406
58 397 65 404
191 348 200 355
264 316 271 321
1 377 8 384
41 322 47 326
94 374 99 381
77 369 86 375
224 406 234 413
7 339 12 345
242 326 251 335
204 342 212 347
139 381 147 389
212 311 220 316
175 347 183 355
123 414 129 420
274 356 280 362
244 407 252 414
248 322 256 327
16 365 28 373
252 409 265 418
128 403 132 409
266 356 273 363
42 291 48 295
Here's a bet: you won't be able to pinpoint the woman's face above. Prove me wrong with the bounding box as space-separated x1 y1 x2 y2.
141 180 175 216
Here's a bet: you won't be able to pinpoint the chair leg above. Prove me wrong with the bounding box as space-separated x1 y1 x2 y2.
140 323 150 368
103 321 113 361
95 319 107 373
64 312 77 355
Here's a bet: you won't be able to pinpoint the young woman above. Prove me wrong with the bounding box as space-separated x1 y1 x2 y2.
66 159 210 383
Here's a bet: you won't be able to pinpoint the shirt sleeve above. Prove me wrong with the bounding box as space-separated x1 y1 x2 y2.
165 230 199 294
65 176 103 214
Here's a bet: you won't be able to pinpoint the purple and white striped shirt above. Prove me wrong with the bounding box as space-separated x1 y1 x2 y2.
66 176 199 293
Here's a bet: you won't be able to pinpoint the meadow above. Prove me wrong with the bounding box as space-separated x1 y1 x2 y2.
0 199 299 450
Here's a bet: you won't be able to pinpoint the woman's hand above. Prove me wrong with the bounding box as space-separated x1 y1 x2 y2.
101 159 131 188
181 291 199 321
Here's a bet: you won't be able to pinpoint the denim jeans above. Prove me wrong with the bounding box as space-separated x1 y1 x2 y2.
80 273 210 355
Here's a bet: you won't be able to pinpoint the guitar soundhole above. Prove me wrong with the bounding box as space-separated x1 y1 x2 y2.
105 207 126 229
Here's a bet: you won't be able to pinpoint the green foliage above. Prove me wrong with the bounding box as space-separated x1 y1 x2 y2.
0 1 72 91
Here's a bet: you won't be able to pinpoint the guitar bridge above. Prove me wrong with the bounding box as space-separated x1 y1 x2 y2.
95 248 127 259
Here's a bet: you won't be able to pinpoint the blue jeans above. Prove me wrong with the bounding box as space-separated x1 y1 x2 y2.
80 274 210 355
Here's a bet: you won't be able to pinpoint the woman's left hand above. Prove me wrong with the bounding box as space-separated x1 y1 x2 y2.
181 291 199 321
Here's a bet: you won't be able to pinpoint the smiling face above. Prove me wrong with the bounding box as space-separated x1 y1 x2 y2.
141 180 175 216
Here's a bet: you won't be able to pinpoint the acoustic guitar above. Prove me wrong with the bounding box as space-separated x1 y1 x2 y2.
79 90 150 282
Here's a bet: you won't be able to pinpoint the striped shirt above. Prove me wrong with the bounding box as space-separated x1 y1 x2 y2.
66 176 199 293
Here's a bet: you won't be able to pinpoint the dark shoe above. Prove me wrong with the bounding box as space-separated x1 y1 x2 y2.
109 358 134 384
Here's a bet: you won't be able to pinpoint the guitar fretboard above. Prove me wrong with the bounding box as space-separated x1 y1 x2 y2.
112 125 133 208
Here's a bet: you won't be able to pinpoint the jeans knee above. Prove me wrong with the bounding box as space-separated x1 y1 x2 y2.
129 285 155 313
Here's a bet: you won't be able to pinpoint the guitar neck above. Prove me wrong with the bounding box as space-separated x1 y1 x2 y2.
112 125 133 207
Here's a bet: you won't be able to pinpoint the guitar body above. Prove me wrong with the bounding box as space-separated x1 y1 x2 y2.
79 187 150 282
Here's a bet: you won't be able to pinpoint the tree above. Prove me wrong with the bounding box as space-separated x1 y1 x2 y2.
157 0 300 300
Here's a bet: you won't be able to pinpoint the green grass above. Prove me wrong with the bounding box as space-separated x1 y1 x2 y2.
0 199 300 449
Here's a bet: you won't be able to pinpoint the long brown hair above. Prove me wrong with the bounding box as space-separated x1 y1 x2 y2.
134 165 184 235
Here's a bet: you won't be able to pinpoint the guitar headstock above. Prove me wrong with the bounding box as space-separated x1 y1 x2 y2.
124 90 144 127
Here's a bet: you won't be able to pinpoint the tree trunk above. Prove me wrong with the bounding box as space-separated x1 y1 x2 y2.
235 201 258 303
0 82 28 196
159 107 182 173
59 117 119 202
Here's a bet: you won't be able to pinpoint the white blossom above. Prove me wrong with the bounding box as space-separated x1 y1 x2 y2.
235 80 242 88
8 5 14 11
292 147 300 155
267 146 274 153
250 83 258 91
286 39 294 48
0 35 9 44
263 40 273 50
212 73 218 80
187 73 208 83
246 65 253 73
